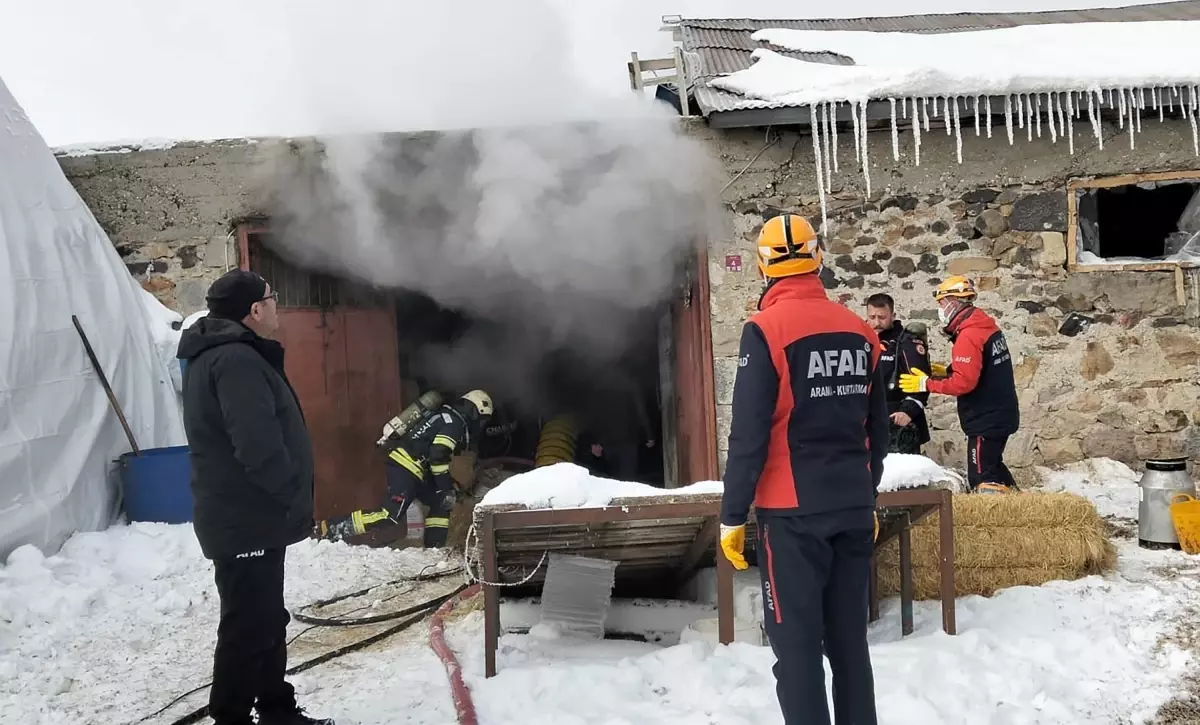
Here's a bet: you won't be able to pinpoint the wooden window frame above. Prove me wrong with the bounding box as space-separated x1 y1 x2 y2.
1067 170 1200 273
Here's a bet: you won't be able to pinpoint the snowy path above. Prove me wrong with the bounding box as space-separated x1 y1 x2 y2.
1 458 1196 724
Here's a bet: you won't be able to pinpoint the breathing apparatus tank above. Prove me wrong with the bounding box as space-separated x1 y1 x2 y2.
377 390 444 447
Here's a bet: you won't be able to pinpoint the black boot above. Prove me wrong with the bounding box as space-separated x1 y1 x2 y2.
257 707 335 725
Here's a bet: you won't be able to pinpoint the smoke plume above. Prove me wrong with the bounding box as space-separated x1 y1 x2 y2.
252 0 726 416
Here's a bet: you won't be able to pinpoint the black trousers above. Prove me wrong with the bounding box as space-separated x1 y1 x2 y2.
757 509 878 725
322 465 451 547
209 548 295 725
966 434 1016 490
385 465 452 547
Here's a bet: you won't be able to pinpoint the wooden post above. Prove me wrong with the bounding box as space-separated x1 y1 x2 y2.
716 529 735 644
481 512 500 677
674 46 690 117
628 52 644 92
899 512 914 636
938 489 957 635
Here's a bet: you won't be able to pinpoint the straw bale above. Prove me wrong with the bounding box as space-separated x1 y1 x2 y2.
876 491 1116 599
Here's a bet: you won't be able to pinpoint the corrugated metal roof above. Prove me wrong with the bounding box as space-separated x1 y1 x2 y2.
679 1 1200 117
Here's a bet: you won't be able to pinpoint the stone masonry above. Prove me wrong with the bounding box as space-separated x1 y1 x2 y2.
691 116 1200 473
55 122 1200 474
57 140 262 315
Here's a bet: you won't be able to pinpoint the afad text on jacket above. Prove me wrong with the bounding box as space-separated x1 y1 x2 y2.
720 275 890 527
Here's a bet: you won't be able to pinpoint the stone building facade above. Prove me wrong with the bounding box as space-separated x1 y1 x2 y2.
691 117 1200 473
57 140 260 314
57 118 1200 475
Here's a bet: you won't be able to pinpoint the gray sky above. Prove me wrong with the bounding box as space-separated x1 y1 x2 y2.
0 0 1172 146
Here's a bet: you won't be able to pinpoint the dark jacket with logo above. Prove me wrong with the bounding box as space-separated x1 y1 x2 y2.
177 318 315 560
878 320 931 446
720 275 889 527
928 307 1020 438
388 402 480 496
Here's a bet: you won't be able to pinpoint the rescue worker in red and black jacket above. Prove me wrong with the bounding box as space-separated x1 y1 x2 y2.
899 276 1020 494
316 390 493 546
719 214 888 725
865 293 932 454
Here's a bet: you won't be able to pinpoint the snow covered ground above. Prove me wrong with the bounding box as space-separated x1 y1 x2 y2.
2 458 1197 724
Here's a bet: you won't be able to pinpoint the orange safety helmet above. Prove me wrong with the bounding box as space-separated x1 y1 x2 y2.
756 214 823 279
933 275 978 302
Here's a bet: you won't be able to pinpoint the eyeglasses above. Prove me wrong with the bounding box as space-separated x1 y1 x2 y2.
259 291 278 302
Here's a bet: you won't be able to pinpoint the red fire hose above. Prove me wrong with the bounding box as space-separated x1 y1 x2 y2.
429 583 482 725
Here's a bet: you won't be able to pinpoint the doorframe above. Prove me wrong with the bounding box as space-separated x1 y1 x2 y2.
235 224 264 271
689 244 720 483
663 244 719 488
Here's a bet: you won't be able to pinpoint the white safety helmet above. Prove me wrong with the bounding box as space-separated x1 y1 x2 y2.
461 390 494 417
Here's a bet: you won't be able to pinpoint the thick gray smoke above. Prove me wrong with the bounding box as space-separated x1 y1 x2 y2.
252 0 726 415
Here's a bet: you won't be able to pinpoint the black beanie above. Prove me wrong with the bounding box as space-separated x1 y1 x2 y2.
206 269 268 321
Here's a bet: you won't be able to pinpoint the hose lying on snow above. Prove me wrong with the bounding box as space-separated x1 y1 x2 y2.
428 583 482 725
534 416 578 468
135 565 465 725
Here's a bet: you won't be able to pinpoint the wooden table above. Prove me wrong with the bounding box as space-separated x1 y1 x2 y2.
472 494 733 678
871 487 956 636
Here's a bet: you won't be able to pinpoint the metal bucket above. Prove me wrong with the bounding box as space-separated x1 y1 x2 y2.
1138 458 1197 548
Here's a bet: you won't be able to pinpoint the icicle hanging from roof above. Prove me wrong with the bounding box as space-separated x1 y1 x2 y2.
810 103 828 235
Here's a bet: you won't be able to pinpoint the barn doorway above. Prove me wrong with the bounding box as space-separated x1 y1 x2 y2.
237 225 717 528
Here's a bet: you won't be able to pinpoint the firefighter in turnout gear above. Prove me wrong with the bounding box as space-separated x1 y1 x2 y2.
899 276 1020 494
864 293 932 454
719 214 888 725
316 390 493 547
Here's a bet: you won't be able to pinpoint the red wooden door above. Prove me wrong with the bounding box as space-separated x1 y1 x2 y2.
672 249 719 485
241 229 403 520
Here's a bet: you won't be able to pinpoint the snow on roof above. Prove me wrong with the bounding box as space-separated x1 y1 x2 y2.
710 21 1200 104
709 20 1200 232
478 455 956 511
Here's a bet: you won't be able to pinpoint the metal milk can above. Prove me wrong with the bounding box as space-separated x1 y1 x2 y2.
1138 458 1197 548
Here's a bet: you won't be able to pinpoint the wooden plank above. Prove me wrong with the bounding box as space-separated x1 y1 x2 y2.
716 543 735 644
490 500 720 529
675 517 719 584
899 512 914 636
938 489 957 636
482 511 499 679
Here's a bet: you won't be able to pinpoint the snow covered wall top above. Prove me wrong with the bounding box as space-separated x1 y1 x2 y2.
0 77 186 561
712 21 1200 105
710 21 1200 234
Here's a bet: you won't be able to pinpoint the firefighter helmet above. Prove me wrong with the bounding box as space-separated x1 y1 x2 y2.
756 214 823 279
462 390 494 417
933 275 977 302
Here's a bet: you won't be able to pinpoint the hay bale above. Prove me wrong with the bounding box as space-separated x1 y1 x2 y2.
877 491 1116 599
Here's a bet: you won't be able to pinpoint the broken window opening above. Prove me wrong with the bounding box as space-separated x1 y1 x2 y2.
1075 177 1200 265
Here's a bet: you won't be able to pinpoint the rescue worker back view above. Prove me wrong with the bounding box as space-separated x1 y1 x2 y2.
316 390 493 547
720 214 888 725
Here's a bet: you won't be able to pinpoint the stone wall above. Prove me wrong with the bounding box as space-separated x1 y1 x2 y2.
57 140 262 315
691 117 1200 472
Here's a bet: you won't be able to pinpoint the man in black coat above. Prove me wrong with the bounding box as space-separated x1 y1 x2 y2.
178 269 333 725
864 293 931 455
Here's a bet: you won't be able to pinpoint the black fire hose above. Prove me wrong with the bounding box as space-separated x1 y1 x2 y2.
134 565 465 725
164 588 466 725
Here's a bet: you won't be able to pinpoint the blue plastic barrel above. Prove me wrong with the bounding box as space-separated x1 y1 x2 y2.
119 445 194 524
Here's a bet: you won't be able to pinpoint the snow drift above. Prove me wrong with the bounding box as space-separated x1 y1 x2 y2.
0 77 186 560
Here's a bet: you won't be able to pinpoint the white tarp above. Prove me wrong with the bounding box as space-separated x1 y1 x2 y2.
0 77 186 561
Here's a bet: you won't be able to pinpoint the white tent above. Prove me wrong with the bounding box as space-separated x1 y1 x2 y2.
0 77 187 561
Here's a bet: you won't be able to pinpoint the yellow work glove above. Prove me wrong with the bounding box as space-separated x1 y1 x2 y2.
720 524 749 570
874 511 880 542
930 362 948 378
898 368 929 394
